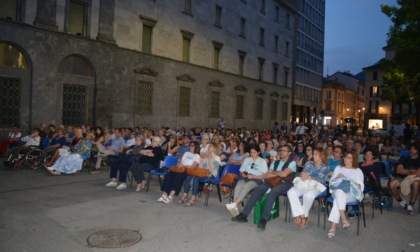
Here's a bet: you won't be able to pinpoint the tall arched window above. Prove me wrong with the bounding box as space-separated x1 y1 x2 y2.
0 43 29 127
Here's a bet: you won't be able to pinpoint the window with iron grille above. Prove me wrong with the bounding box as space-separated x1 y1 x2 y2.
270 100 277 120
256 97 263 120
179 87 191 116
137 81 153 115
236 95 244 119
62 84 87 126
210 91 220 118
0 77 21 127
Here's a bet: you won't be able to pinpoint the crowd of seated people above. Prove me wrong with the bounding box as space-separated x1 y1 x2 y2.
2 122 420 234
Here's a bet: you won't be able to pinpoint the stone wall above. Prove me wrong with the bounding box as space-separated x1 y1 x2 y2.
1 20 291 131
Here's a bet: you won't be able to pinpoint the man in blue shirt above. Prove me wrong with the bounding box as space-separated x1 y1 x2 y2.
95 129 125 171
327 146 344 173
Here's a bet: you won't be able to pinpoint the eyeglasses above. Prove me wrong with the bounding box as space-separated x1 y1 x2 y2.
251 163 255 169
306 149 312 151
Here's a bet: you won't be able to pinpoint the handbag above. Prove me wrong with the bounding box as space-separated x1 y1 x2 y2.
169 165 186 173
265 176 283 187
293 177 326 193
265 156 295 187
186 168 209 177
219 173 237 195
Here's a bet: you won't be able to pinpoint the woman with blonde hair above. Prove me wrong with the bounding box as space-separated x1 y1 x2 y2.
179 142 221 206
46 127 83 167
288 147 330 228
46 133 92 175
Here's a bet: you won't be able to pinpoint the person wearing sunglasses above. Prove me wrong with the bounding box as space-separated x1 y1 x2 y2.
225 145 268 217
232 145 296 230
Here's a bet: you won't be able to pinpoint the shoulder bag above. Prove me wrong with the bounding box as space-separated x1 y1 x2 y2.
186 168 209 177
265 155 296 187
169 165 186 173
219 173 238 196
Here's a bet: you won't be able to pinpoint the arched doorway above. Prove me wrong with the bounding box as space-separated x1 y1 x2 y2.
0 42 30 128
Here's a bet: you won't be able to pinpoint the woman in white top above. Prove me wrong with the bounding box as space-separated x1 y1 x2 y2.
179 142 221 206
158 141 201 204
225 145 268 216
327 151 364 238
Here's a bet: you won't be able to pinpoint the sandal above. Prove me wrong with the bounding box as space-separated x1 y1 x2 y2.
184 200 196 207
178 197 187 204
342 220 350 229
299 217 309 228
327 228 336 238
136 184 145 192
293 216 302 225
163 195 173 204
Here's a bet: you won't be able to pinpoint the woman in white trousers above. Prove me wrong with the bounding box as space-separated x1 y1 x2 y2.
288 147 330 228
327 151 364 238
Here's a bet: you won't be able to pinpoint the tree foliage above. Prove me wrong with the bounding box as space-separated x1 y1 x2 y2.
381 0 420 77
380 0 420 122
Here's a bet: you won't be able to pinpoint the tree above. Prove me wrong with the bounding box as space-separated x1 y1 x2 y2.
381 0 420 124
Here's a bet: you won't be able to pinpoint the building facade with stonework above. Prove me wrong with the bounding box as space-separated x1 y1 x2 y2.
0 0 298 132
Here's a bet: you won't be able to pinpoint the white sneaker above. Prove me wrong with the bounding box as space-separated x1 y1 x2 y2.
116 184 127 190
106 181 117 187
225 203 239 217
399 200 407 209
46 166 54 171
406 205 414 215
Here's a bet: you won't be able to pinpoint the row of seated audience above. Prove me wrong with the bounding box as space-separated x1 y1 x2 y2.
1 124 419 238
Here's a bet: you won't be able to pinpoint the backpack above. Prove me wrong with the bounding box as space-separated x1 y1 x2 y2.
374 188 393 210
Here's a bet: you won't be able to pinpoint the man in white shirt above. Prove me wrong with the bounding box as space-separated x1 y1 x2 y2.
295 122 308 140
0 125 21 156
4 128 40 167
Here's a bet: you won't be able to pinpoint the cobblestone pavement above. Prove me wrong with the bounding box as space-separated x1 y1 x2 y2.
0 158 419 252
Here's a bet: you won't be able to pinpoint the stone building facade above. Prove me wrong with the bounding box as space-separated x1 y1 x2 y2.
0 0 298 132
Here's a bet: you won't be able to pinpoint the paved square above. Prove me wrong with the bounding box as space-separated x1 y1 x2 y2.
0 162 419 252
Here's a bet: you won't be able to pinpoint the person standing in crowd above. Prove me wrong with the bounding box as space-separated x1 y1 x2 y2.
219 118 226 130
295 122 308 140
